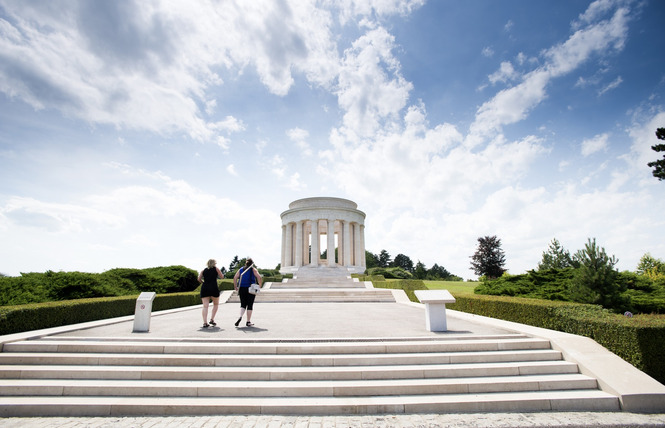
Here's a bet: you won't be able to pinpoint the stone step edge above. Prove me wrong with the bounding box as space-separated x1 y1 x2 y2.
0 374 600 397
0 360 579 379
0 390 621 416
2 338 552 354
0 349 564 365
29 333 530 343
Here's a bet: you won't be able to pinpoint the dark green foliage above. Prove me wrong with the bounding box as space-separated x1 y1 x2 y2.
427 263 453 280
447 292 665 384
569 238 625 309
470 235 506 279
474 268 575 301
414 261 426 279
538 238 573 270
372 279 427 302
392 254 414 272
378 250 391 268
647 127 665 181
0 266 198 307
0 292 200 336
366 267 412 279
365 251 379 269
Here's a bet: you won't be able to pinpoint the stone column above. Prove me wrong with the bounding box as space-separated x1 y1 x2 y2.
343 220 352 267
354 222 361 268
327 219 335 267
360 225 366 267
295 220 303 268
281 225 287 268
285 223 293 267
310 219 319 266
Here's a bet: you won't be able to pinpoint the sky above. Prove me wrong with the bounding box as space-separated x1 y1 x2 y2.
1 0 664 280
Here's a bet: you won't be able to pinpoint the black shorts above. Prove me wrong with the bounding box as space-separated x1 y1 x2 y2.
238 286 256 310
200 283 220 298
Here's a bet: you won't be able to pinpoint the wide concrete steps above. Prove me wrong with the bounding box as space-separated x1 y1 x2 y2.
227 288 395 303
0 334 620 416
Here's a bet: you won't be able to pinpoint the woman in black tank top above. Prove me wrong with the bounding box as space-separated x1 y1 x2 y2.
197 259 223 328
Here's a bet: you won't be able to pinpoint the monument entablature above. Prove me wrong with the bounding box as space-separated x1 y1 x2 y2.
280 197 366 273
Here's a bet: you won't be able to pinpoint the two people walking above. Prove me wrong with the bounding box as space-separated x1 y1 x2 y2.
198 257 263 328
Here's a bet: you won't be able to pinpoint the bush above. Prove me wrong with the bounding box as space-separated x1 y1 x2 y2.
366 267 413 279
0 292 200 336
0 266 199 307
447 293 665 384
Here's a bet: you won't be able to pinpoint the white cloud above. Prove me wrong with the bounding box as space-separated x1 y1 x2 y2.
598 76 623 96
287 127 312 156
581 133 610 156
488 61 518 85
335 27 413 137
482 47 494 58
227 164 238 176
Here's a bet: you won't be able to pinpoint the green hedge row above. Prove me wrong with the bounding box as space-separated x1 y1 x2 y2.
446 292 665 384
0 292 200 336
363 278 665 384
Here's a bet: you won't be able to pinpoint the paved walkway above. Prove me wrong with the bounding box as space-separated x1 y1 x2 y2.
1 412 665 427
2 294 665 427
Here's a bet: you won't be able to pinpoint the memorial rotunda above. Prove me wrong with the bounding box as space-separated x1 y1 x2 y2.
280 197 366 273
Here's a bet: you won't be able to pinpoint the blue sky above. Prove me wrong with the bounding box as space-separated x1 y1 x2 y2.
1 0 664 279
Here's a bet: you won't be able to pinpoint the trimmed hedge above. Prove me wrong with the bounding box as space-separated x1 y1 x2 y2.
364 279 665 384
446 292 665 384
0 292 200 336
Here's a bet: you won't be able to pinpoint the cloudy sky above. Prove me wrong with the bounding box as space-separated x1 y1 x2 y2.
1 0 664 279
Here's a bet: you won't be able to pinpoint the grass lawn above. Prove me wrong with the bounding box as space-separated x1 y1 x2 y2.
424 280 477 295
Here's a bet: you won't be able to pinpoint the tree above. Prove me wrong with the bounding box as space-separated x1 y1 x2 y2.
392 253 414 272
365 250 379 269
569 238 625 309
470 235 506 279
648 127 665 181
378 250 392 268
428 263 452 279
636 253 663 275
537 238 573 270
414 261 427 279
229 256 240 272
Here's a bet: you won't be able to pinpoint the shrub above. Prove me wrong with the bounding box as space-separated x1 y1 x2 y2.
0 266 199 307
366 267 412 279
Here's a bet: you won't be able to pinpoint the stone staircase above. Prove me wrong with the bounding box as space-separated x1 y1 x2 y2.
0 267 625 416
0 334 619 416
227 266 394 303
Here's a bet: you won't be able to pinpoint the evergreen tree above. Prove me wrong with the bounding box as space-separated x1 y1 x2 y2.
378 250 392 268
365 250 379 269
569 238 625 309
538 238 573 270
647 127 665 181
414 261 427 279
392 253 414 272
470 235 506 279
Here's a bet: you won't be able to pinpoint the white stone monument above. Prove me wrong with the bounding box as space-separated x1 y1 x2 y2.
280 197 366 274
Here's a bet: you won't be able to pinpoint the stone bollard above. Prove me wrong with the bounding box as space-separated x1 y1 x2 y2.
133 292 156 332
414 289 456 332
